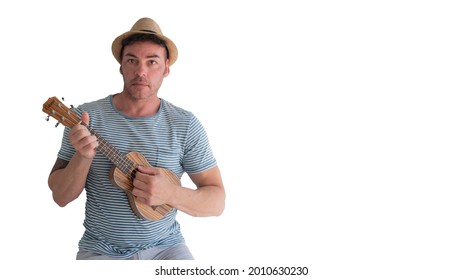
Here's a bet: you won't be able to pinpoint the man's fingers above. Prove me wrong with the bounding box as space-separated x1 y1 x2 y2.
137 165 158 175
81 111 90 126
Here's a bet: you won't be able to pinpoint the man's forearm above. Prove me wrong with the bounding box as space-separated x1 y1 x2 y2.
172 184 226 217
48 154 92 207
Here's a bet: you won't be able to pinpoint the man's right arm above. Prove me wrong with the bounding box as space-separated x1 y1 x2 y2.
48 112 98 207
48 155 92 207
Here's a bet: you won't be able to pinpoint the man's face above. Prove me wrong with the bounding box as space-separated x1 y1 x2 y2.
120 41 170 100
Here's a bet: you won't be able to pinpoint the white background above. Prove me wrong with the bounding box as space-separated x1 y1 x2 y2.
1 0 461 279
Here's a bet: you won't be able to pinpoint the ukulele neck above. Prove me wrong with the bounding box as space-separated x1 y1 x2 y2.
83 123 135 174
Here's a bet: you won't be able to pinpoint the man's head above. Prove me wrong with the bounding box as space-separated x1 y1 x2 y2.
112 17 178 66
121 33 170 63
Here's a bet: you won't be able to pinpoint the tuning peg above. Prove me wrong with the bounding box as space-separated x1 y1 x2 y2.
61 97 76 109
55 122 60 128
46 115 50 121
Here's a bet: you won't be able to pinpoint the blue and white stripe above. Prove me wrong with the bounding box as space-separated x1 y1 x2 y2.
57 95 217 258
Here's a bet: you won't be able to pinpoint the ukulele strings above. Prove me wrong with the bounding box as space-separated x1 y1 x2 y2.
62 104 137 174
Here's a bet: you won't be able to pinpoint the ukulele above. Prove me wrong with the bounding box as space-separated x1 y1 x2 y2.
43 96 178 221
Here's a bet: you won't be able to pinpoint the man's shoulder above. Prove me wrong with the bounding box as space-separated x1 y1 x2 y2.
161 99 194 121
79 95 110 111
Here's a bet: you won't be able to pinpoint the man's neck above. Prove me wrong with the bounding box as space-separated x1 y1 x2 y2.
112 93 161 117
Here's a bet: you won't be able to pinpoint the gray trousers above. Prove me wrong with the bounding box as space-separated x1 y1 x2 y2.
76 243 194 260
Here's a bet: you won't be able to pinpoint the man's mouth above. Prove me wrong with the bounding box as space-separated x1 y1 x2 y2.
130 77 149 87
132 82 149 87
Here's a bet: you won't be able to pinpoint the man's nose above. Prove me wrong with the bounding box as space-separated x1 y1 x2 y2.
135 63 147 77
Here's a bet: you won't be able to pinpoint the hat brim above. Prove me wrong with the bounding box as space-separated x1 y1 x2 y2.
112 30 178 66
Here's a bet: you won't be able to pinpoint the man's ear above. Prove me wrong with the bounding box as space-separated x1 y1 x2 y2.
164 61 170 77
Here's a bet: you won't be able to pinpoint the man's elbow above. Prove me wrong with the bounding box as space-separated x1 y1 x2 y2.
213 190 226 216
52 193 71 208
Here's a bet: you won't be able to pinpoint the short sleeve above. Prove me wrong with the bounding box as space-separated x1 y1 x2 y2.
182 115 217 174
57 126 76 161
57 106 84 161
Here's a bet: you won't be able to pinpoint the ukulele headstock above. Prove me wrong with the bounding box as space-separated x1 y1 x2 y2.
42 96 79 127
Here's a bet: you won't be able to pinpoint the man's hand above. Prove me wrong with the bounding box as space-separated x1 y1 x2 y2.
133 165 179 206
69 112 98 159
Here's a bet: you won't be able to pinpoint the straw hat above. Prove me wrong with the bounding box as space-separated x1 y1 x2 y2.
112 17 178 66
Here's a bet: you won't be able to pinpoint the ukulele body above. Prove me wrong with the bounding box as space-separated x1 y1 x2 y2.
109 151 179 221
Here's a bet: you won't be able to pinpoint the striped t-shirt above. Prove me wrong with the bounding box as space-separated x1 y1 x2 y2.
57 95 217 258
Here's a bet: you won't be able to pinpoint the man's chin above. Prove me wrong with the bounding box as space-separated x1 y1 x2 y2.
127 90 156 100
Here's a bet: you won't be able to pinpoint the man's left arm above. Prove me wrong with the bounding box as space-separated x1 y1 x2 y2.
133 165 225 217
173 166 225 217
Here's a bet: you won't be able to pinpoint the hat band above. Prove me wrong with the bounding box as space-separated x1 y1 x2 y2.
140 29 157 34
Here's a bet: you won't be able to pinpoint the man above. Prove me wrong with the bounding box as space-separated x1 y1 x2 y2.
48 17 225 260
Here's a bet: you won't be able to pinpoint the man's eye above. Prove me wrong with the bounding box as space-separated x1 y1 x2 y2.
127 59 135 63
149 60 157 65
